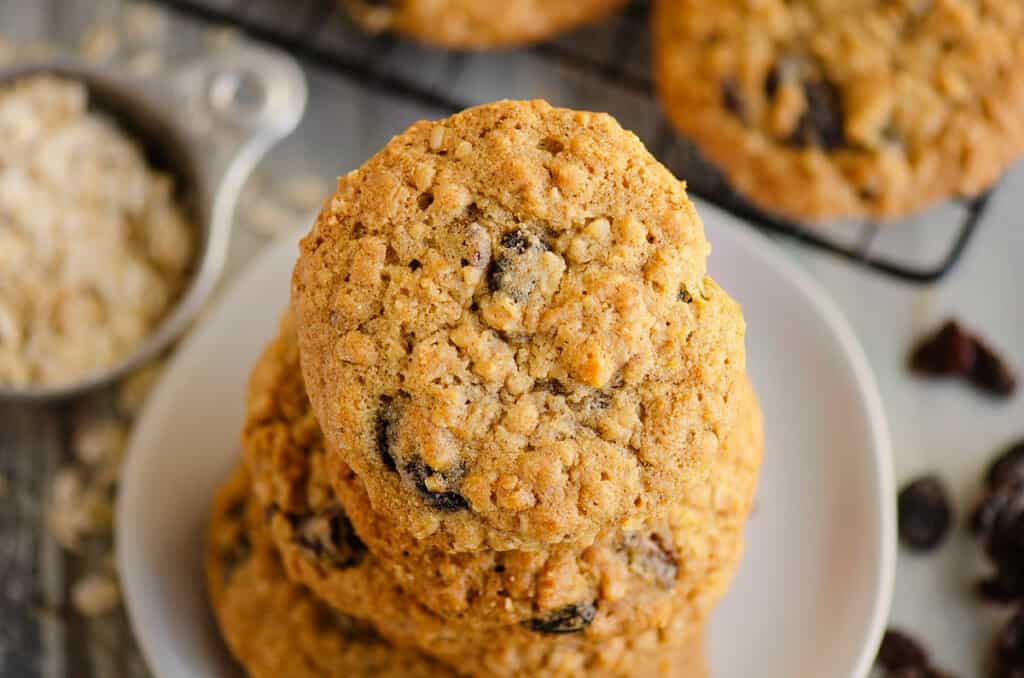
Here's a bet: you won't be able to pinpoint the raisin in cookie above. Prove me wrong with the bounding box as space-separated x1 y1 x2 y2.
241 314 759 674
341 0 628 50
292 99 747 553
211 469 712 677
653 0 1024 221
206 468 453 678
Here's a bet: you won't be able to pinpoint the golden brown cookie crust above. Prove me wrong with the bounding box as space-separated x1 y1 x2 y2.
292 99 747 554
341 0 629 50
209 466 714 677
653 0 1024 222
205 468 453 678
240 314 760 675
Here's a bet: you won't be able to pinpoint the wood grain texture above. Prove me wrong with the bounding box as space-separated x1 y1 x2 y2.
0 403 64 678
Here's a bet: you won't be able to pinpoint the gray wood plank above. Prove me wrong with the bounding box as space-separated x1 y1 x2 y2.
0 403 66 678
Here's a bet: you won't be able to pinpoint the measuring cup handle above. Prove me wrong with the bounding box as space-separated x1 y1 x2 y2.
135 43 308 271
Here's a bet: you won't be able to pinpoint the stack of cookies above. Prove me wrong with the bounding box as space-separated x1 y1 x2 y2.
207 99 764 677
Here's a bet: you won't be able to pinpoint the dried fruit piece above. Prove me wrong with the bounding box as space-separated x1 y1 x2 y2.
909 320 1017 398
487 229 551 302
971 341 1017 397
405 458 468 512
290 505 367 569
910 321 976 376
988 441 1024 491
992 612 1024 678
534 378 568 396
977 573 1024 605
877 629 929 671
374 394 406 471
971 480 1022 537
898 476 952 552
721 79 746 118
792 78 845 150
621 532 678 589
522 601 597 634
984 489 1024 576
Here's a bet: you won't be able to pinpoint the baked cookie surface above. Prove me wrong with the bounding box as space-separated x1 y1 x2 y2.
205 468 453 678
340 0 628 50
240 313 760 675
653 0 1024 221
209 466 714 678
291 99 747 553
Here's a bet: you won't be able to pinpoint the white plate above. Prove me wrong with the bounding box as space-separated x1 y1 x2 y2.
118 200 895 678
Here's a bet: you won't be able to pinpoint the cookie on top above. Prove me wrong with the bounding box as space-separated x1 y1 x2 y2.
291 99 748 554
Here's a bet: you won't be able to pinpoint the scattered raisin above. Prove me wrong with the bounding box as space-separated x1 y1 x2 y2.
972 479 1024 538
987 441 1024 491
978 574 1024 605
909 320 1016 399
875 629 959 678
409 259 421 271
678 287 693 304
898 476 952 552
877 629 929 671
406 458 468 512
523 602 597 634
889 668 955 678
984 490 1024 578
910 321 976 376
971 341 1017 397
992 612 1024 678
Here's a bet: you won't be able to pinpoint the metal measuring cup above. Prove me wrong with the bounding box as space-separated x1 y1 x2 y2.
0 44 307 401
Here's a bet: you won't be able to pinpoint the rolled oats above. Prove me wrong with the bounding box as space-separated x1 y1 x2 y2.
0 75 195 388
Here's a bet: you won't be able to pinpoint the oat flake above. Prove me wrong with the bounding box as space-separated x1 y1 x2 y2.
0 75 195 387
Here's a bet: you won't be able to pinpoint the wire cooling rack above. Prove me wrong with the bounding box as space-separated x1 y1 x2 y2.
153 0 994 284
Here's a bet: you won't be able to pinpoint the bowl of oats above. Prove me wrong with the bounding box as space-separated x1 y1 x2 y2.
0 45 306 400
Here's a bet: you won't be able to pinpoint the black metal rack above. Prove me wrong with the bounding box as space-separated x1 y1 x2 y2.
155 0 993 284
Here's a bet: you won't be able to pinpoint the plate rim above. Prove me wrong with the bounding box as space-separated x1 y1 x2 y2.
695 197 896 678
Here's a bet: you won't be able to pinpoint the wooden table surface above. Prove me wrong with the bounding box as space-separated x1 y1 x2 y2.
2 1 1024 677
